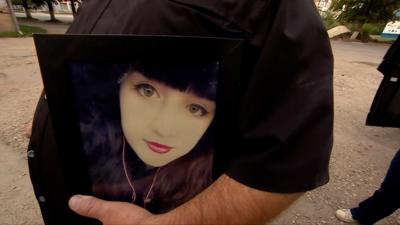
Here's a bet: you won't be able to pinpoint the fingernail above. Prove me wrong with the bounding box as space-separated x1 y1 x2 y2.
69 195 82 211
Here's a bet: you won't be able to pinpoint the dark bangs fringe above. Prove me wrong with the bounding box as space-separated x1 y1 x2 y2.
128 61 219 101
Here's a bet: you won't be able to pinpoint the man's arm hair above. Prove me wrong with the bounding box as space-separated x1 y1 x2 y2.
159 174 303 224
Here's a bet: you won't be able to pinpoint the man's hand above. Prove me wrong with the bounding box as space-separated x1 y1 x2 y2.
69 175 303 225
69 195 160 225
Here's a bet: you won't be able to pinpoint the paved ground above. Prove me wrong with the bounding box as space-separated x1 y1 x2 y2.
0 20 399 224
0 37 43 225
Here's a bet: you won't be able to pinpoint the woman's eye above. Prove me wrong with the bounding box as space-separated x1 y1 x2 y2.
187 104 208 116
135 83 158 98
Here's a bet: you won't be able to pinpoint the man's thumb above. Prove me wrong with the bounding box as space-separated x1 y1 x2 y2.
68 195 110 220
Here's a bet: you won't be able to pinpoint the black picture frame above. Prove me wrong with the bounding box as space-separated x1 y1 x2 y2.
31 34 243 225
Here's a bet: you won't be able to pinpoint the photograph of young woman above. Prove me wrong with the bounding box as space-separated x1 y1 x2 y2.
68 61 218 213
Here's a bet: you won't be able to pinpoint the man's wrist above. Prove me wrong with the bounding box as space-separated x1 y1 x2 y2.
147 212 186 225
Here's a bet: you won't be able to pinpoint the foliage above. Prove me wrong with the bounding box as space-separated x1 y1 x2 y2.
361 23 385 35
330 0 400 26
344 22 385 34
11 0 56 7
11 0 33 5
31 0 52 6
0 25 47 37
321 10 339 29
20 24 47 34
343 22 355 32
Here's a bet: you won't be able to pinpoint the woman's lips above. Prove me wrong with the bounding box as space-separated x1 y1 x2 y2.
144 140 173 154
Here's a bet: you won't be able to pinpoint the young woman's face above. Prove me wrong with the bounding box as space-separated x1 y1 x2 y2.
120 72 216 167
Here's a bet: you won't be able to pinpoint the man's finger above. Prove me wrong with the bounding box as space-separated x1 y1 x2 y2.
69 195 111 221
68 194 153 224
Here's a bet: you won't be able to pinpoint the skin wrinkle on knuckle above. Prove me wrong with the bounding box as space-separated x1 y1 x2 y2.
84 197 105 220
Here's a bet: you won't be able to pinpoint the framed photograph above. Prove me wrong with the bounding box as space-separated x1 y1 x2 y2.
31 34 243 224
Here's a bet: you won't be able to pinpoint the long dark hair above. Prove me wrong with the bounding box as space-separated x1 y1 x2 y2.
69 61 218 213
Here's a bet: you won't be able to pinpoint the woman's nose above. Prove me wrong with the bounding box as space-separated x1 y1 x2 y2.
149 104 180 138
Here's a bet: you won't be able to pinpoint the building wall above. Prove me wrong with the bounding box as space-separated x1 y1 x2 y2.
315 0 332 12
381 11 400 38
0 0 8 12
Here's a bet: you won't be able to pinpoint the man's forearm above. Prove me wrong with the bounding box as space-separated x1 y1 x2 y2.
68 174 303 224
158 175 303 224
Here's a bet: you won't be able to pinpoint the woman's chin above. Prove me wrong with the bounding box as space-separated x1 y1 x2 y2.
139 156 170 167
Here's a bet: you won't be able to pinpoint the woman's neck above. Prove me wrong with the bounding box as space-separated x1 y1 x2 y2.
122 139 159 204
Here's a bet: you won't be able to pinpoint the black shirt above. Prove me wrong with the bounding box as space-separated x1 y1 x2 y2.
34 0 333 195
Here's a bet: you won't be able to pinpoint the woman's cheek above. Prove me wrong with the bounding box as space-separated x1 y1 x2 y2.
187 117 212 141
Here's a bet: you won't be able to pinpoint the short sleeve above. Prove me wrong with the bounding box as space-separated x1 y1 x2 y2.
225 0 333 193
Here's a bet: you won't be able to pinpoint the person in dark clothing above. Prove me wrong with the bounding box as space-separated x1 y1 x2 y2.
336 149 400 225
28 0 334 224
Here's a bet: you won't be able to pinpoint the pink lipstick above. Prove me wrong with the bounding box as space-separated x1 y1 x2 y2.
144 140 172 154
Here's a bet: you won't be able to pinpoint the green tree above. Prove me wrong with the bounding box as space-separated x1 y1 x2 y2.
32 0 56 21
22 0 32 19
11 0 32 18
11 0 56 20
331 0 400 39
331 0 400 26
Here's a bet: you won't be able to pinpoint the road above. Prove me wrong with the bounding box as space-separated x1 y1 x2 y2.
0 38 399 224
